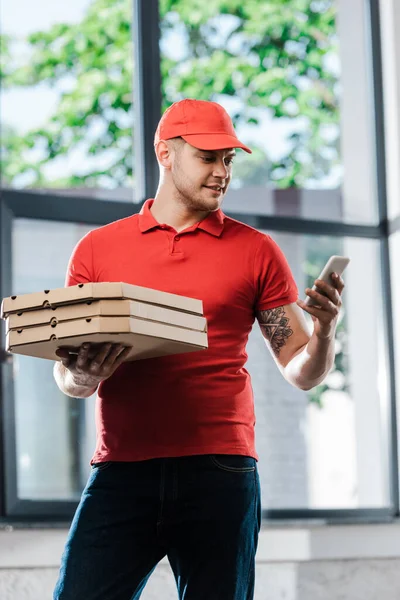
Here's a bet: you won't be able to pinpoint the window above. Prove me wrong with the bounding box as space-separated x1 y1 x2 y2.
159 0 378 224
380 0 400 223
0 0 397 522
390 230 400 497
1 0 135 201
11 219 97 501
250 233 390 509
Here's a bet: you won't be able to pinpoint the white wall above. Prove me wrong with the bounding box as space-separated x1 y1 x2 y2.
2 526 400 600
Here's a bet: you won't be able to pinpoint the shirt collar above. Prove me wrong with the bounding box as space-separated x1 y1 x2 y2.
138 199 225 237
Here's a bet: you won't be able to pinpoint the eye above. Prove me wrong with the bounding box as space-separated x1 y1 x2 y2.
201 156 214 163
225 158 235 166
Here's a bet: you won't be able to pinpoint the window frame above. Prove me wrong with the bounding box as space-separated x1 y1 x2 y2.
0 0 398 524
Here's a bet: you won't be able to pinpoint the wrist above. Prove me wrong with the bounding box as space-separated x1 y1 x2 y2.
314 330 334 341
313 322 336 341
69 370 101 390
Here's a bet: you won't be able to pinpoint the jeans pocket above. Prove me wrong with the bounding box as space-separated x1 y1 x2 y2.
91 461 113 472
209 454 256 473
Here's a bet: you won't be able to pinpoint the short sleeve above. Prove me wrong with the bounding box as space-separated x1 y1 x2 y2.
254 234 298 311
65 231 95 287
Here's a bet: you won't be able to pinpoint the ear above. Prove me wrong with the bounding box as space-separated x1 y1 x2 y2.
155 140 173 169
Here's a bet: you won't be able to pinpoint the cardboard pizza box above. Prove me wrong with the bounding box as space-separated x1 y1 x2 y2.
6 316 208 362
1 282 203 318
6 299 207 333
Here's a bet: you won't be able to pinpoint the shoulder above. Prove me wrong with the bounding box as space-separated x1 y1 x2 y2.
223 214 268 242
71 214 138 259
222 215 277 252
90 214 138 241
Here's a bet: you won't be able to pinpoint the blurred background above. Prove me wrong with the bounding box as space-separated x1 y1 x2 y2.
1 0 400 598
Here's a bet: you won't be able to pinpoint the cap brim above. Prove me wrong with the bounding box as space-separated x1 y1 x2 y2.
181 134 252 154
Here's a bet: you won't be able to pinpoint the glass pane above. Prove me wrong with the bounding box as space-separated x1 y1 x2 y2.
10 219 391 508
1 0 135 201
12 219 97 500
390 231 400 501
159 0 378 224
380 1 400 222
249 233 391 509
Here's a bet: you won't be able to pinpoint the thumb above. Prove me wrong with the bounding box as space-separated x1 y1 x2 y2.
55 348 72 367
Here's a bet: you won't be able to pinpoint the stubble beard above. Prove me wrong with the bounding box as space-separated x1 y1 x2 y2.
172 174 222 213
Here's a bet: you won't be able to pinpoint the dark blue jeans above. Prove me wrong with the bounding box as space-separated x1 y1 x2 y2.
54 454 261 600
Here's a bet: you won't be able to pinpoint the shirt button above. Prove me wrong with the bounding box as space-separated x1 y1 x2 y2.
175 236 181 241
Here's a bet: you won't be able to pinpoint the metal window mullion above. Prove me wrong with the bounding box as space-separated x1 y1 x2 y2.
2 190 141 225
0 200 19 517
132 0 162 202
225 212 385 238
2 189 386 238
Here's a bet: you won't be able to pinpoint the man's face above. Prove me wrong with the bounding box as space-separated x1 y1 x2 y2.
169 141 235 212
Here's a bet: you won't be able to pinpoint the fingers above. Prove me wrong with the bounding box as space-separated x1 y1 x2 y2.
75 343 92 371
304 288 340 315
102 344 130 370
332 272 345 294
56 348 75 368
76 342 130 375
297 297 338 320
311 275 344 306
87 343 115 371
59 341 131 384
56 348 69 359
311 282 339 306
113 346 132 367
297 273 345 336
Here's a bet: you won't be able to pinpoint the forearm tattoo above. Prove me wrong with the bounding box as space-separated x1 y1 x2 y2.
256 307 293 356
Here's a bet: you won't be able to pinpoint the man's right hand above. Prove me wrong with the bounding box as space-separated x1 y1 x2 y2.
56 342 131 389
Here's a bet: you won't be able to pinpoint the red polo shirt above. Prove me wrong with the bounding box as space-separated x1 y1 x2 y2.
65 199 298 463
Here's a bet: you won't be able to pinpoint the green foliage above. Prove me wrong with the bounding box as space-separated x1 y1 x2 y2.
1 0 347 408
1 0 339 189
2 0 134 188
160 0 339 186
0 33 12 81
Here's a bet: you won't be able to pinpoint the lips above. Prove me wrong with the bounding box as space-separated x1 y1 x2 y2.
205 185 224 192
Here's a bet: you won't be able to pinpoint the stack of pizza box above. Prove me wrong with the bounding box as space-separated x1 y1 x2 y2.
1 282 208 362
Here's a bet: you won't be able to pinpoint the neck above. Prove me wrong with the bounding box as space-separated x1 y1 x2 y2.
151 187 210 233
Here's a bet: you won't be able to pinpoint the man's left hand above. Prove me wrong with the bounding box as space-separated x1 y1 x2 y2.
296 273 345 339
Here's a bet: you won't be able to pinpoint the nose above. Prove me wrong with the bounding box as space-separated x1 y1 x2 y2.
212 159 229 180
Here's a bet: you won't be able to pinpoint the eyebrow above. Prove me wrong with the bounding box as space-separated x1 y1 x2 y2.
198 150 236 158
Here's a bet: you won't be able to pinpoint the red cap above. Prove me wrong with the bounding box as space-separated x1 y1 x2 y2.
154 99 252 154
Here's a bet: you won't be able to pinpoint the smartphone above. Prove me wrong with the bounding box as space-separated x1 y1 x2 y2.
304 255 350 307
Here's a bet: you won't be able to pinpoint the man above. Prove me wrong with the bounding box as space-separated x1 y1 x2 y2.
53 99 344 600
